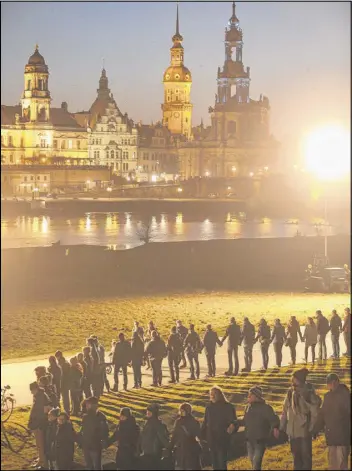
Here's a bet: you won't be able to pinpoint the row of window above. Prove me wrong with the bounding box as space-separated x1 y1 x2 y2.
53 140 81 150
142 153 175 161
93 151 134 160
23 175 48 182
26 79 48 91
90 138 136 146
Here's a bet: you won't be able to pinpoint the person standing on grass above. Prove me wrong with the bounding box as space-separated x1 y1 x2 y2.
280 368 321 471
241 317 256 372
145 330 168 387
316 310 330 361
131 331 145 389
77 352 90 400
145 320 157 370
270 319 286 368
39 375 59 408
237 386 280 471
170 402 202 471
48 356 62 401
140 403 170 471
57 354 71 415
87 337 102 398
28 381 51 470
69 356 83 416
184 323 202 380
285 316 304 366
313 373 351 471
133 320 145 340
107 407 140 471
201 386 238 471
56 411 76 470
94 336 110 395
329 309 343 359
82 346 94 398
45 407 60 471
342 307 351 356
203 324 222 378
176 320 188 369
167 326 183 383
255 319 271 371
112 332 132 392
80 396 109 471
303 317 318 365
222 317 242 376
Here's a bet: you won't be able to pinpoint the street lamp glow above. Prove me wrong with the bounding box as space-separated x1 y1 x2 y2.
205 171 210 177
304 125 350 181
249 172 254 177
264 166 269 171
107 187 112 192
177 187 183 193
231 166 237 172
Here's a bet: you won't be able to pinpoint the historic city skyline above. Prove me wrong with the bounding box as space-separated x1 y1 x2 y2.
1 1 350 146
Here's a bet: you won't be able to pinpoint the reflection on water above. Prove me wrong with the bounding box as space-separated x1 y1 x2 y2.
0 211 348 249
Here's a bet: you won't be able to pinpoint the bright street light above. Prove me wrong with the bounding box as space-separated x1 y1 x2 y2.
205 171 210 177
231 166 237 172
249 172 254 177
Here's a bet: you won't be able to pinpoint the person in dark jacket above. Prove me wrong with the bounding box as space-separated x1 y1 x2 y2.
237 387 280 470
108 407 140 470
270 319 286 368
255 319 271 371
140 403 169 470
176 320 188 368
57 355 71 415
39 375 59 408
28 381 51 470
145 331 167 387
112 333 132 392
133 320 145 340
145 321 157 371
77 352 89 400
48 356 62 401
221 317 242 376
131 331 145 389
329 310 343 359
80 396 109 471
170 402 201 471
82 346 94 398
313 373 351 471
167 326 183 383
241 318 256 372
203 324 222 377
342 307 351 356
286 316 304 365
45 407 60 470
87 337 103 398
183 324 202 380
69 356 83 416
35 366 48 382
201 386 238 470
56 412 75 470
316 310 330 361
97 337 111 395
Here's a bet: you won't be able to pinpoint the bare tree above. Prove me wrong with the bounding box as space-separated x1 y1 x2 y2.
136 218 154 244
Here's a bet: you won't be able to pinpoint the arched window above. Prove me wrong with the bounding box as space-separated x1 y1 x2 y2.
111 150 114 159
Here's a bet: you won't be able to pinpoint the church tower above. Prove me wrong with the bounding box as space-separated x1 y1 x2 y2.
162 4 192 139
216 2 250 105
21 45 51 122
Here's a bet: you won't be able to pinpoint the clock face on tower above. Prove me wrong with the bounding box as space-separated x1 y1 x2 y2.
173 112 180 118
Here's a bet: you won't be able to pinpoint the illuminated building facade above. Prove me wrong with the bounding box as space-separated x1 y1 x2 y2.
179 2 279 179
1 46 88 166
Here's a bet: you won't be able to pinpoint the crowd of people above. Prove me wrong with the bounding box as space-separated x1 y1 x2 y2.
27 307 351 471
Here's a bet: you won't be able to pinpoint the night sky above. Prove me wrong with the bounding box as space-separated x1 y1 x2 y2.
1 1 350 148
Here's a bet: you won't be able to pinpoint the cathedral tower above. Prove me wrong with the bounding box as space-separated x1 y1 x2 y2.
162 4 192 139
216 2 250 105
21 45 51 122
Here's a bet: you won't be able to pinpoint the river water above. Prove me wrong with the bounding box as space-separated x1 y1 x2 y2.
1 210 348 249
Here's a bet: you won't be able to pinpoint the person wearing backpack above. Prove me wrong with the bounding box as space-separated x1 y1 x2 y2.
140 403 169 470
316 310 330 361
238 387 280 470
170 403 201 470
280 368 321 471
241 318 256 372
221 317 242 376
270 319 286 368
183 324 202 380
255 319 271 371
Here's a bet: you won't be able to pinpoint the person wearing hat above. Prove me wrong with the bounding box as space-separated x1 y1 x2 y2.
183 324 202 380
270 319 286 368
79 396 109 470
280 368 322 471
222 317 242 376
107 407 140 470
313 373 351 470
140 403 169 470
170 403 201 470
241 317 256 372
237 386 280 470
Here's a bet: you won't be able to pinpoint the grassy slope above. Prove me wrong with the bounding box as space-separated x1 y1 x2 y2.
1 359 350 470
1 291 350 360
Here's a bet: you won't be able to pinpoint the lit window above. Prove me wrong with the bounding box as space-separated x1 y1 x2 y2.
68 140 73 149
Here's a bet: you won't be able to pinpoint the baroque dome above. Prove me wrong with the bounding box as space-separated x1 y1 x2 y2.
163 66 192 82
28 46 46 66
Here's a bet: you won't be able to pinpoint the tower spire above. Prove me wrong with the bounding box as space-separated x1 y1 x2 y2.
172 2 183 43
229 1 239 24
176 2 180 36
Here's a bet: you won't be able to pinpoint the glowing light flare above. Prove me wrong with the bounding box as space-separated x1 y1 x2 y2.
304 125 350 181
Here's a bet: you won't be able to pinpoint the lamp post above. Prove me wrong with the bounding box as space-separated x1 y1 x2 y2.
107 186 112 200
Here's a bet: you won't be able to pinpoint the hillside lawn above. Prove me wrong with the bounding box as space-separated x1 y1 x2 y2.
1 291 350 361
1 358 350 470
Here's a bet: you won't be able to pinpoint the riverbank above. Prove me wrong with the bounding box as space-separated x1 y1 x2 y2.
1 235 350 307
